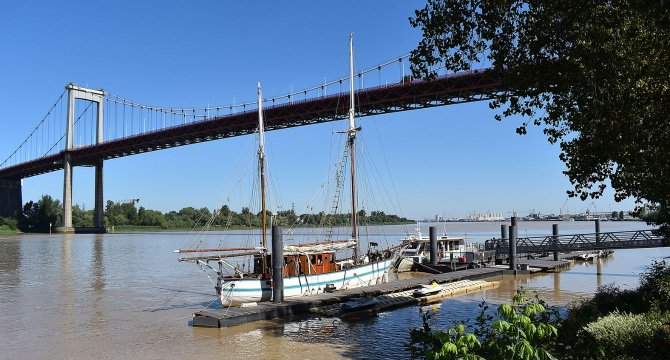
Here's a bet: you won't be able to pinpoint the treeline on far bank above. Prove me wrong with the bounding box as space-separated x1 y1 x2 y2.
0 195 412 233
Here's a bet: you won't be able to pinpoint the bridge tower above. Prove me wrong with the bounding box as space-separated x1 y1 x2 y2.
56 84 105 233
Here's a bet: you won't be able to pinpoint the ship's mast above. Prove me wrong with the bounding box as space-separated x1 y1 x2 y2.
258 82 268 275
348 33 359 260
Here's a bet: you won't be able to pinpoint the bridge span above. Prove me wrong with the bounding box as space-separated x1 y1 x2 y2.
0 70 501 180
0 64 503 232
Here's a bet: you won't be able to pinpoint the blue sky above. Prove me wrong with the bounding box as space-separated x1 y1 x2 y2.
0 1 636 219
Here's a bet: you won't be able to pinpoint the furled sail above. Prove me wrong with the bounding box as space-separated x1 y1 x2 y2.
283 240 357 254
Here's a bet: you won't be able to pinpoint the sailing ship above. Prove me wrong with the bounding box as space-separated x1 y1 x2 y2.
176 34 395 306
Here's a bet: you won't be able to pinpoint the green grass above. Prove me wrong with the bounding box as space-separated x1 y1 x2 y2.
0 226 20 235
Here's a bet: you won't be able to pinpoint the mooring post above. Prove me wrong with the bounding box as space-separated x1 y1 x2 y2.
510 216 518 227
595 219 601 247
271 225 284 303
500 224 507 239
509 225 517 271
552 224 559 261
429 226 438 266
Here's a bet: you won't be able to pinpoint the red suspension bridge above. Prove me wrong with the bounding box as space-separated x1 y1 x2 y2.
0 53 503 232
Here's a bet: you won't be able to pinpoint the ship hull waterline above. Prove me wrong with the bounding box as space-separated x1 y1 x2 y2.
220 258 395 306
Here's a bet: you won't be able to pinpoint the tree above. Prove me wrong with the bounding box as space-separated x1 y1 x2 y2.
409 0 670 235
19 195 62 232
137 207 167 227
72 204 94 227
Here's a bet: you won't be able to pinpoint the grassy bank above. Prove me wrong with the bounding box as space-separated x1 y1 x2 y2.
0 226 20 235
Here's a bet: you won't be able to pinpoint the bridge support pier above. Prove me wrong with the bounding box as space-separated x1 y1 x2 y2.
0 178 22 219
94 160 104 229
56 155 75 234
57 84 105 234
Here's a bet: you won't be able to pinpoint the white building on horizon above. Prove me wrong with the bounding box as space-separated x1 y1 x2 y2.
466 211 505 221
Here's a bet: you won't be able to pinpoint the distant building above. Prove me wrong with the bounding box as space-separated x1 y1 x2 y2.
466 211 505 221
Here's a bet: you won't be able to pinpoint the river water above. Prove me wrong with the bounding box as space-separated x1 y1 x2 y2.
1 221 667 359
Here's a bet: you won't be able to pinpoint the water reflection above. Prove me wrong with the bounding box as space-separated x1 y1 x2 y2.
91 235 106 292
0 236 22 293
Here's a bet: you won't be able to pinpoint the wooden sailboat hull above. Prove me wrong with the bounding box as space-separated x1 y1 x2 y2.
220 258 394 306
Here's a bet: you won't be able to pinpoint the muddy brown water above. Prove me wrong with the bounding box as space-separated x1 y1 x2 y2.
1 221 666 359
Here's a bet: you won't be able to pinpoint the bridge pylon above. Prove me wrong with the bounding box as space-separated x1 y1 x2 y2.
56 84 105 234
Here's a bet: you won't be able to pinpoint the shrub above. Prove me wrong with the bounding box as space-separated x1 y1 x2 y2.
639 260 670 311
582 311 670 360
406 289 559 360
0 217 18 231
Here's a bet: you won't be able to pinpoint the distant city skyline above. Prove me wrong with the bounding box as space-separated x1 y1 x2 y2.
0 1 638 221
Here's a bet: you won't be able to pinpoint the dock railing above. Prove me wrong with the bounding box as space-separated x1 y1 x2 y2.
485 230 668 255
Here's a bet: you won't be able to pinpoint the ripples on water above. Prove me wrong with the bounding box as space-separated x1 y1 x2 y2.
0 221 667 359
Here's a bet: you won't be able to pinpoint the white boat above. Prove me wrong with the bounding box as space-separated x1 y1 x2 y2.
177 34 394 306
340 296 379 313
412 281 443 297
576 253 596 261
396 225 475 272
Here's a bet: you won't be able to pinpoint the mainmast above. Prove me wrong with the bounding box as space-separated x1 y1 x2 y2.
258 82 268 276
348 33 360 260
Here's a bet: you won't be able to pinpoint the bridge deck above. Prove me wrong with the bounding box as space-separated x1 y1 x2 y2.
0 70 502 180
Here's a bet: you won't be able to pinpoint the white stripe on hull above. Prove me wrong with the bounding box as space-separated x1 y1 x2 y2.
220 258 394 306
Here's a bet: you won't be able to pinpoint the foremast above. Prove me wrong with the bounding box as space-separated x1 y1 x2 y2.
348 33 360 261
258 82 268 276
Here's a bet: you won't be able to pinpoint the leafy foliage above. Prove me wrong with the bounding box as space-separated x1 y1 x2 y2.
18 194 62 232
581 311 670 360
407 289 559 359
639 260 670 312
559 260 670 358
409 0 670 235
0 216 18 231
11 198 410 232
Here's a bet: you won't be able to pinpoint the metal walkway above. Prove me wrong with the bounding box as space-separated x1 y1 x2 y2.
485 229 667 255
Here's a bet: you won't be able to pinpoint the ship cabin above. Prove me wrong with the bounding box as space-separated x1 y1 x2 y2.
253 251 340 278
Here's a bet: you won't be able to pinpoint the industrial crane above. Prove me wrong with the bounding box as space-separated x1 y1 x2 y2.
116 198 140 205
560 198 569 220
585 202 596 215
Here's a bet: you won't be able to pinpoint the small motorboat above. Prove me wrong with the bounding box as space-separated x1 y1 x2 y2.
576 253 596 261
413 281 443 297
340 296 379 313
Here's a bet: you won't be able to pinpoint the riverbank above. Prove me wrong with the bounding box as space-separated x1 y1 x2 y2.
0 227 19 234
106 221 416 233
